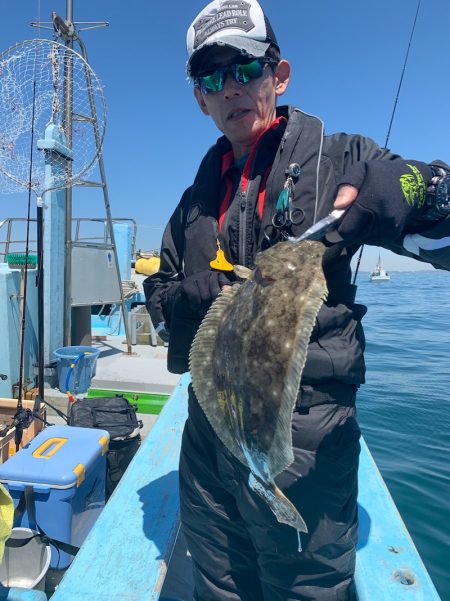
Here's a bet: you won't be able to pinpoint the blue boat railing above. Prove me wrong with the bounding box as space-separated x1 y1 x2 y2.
355 437 440 600
6 374 440 600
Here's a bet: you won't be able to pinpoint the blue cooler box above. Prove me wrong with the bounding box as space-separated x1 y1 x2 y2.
0 425 109 569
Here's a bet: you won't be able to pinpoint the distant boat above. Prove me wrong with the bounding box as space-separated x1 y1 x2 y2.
370 254 390 282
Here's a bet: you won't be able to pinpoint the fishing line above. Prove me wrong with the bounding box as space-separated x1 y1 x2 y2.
384 0 422 149
352 0 422 284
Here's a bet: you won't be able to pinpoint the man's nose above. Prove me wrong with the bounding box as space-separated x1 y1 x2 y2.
222 73 242 98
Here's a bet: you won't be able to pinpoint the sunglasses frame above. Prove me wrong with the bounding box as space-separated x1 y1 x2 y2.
194 57 278 95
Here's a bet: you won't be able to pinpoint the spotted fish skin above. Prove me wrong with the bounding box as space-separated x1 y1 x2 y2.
189 240 327 532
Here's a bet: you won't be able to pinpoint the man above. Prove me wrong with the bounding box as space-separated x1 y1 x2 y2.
144 1 450 599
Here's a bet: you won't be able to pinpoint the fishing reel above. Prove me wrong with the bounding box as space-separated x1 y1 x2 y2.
0 407 33 441
425 167 450 220
12 408 34 430
12 407 34 451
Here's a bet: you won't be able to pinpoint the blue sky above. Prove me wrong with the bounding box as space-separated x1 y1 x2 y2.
0 0 449 271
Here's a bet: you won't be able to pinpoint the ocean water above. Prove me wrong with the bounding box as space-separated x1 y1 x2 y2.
355 269 450 600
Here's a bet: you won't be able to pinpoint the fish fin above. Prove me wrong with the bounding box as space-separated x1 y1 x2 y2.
189 286 246 464
249 472 308 533
270 275 328 478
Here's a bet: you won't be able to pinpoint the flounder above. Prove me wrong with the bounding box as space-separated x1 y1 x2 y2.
189 240 327 542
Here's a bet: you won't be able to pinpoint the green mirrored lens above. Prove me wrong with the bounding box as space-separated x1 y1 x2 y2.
234 60 263 84
197 59 268 93
201 70 224 93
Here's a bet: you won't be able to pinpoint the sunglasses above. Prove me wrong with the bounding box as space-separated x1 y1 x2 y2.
194 57 277 95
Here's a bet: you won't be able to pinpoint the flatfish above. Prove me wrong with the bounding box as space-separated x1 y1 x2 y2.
189 240 327 544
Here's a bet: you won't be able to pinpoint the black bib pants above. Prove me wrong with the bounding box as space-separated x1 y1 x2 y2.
180 383 360 601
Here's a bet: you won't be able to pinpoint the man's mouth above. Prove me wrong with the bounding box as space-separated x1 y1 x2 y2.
227 108 251 121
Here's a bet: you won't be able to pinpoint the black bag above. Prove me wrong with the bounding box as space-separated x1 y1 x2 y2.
68 396 143 499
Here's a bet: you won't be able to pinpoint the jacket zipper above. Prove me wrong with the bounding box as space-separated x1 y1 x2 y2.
238 185 247 266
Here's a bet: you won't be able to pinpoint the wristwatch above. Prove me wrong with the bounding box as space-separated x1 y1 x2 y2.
425 166 450 220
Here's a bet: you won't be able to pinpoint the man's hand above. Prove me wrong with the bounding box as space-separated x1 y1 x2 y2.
327 160 433 246
179 269 231 316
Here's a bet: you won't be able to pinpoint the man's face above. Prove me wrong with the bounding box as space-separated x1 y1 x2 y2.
193 48 290 159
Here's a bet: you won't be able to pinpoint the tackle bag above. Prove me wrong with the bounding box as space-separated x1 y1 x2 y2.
68 396 143 499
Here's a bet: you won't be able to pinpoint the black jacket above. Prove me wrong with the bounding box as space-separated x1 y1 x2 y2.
144 105 450 382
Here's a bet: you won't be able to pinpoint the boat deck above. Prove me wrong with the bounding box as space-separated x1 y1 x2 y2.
43 337 190 601
43 334 179 423
90 337 179 396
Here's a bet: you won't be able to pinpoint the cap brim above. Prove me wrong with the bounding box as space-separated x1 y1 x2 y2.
188 37 270 76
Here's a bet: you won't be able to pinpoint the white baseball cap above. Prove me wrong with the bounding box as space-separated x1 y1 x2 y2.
186 0 279 76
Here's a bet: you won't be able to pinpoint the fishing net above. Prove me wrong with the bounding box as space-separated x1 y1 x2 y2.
0 38 106 195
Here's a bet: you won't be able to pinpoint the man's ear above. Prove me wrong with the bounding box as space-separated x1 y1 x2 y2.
274 60 291 97
194 86 210 116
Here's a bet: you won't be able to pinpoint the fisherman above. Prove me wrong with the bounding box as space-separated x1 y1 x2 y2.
144 1 450 599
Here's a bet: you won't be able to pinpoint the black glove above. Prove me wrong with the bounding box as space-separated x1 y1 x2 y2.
177 269 232 317
327 159 433 247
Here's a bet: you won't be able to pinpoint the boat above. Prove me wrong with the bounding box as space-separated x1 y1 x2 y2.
370 253 391 282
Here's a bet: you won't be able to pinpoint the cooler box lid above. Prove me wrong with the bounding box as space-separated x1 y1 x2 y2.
0 425 109 489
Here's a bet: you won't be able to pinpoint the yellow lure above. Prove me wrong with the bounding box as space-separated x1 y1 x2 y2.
210 242 234 272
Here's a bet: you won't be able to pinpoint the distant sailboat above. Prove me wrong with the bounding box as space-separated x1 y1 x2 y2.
370 253 390 282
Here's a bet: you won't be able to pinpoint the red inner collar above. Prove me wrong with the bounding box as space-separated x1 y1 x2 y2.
218 116 287 232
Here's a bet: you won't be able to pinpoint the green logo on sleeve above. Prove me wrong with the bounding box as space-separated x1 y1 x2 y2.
400 164 426 208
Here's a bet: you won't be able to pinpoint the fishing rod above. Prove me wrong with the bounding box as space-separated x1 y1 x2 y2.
352 0 422 284
9 77 38 449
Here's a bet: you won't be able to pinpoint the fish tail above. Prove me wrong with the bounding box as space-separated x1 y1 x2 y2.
248 473 308 533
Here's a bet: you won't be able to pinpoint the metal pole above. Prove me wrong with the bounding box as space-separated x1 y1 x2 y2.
36 199 45 401
63 0 74 345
